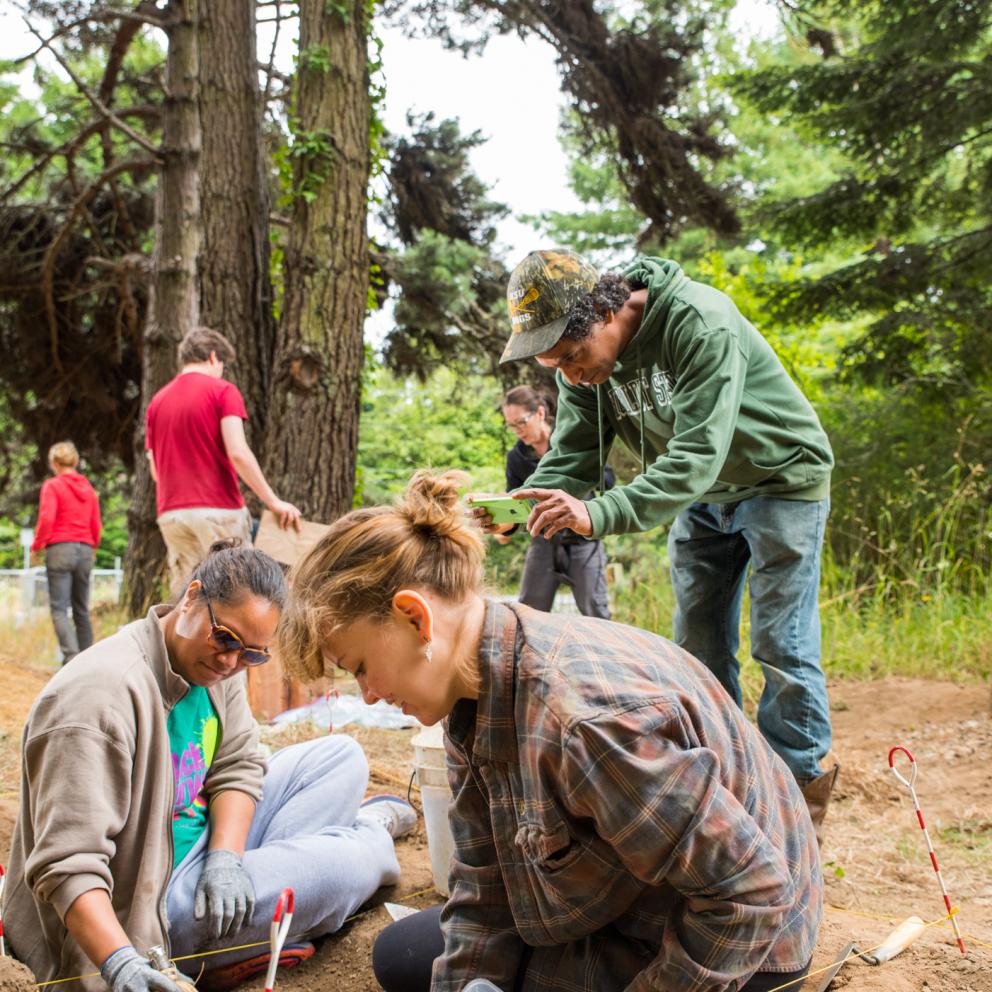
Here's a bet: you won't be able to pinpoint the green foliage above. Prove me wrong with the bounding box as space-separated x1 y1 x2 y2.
383 112 507 248
819 388 992 596
279 120 338 205
392 0 740 239
357 364 506 502
93 475 131 568
0 32 159 489
366 9 388 184
0 518 29 569
300 44 333 73
356 364 531 581
383 230 506 377
377 114 524 382
731 0 992 390
609 532 992 685
325 0 354 22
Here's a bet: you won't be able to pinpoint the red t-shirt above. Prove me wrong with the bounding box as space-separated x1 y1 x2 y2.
145 372 248 516
31 471 102 551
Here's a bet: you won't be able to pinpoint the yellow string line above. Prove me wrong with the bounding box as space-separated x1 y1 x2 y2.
763 909 961 992
34 893 987 990
33 884 442 988
826 901 992 950
825 903 900 924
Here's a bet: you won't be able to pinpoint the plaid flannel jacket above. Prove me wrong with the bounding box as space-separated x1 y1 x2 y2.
432 601 821 992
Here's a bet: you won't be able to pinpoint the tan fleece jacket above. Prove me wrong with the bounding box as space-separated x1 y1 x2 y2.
2 606 266 991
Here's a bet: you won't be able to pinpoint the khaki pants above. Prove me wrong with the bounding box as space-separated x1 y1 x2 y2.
157 506 252 599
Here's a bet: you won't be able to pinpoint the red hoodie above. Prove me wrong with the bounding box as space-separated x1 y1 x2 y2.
31 471 102 551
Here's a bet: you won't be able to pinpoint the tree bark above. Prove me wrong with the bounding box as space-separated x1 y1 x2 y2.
123 0 202 615
197 0 274 448
261 0 371 522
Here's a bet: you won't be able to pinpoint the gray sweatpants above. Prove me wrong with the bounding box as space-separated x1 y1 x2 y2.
45 542 95 663
166 734 401 969
518 536 611 619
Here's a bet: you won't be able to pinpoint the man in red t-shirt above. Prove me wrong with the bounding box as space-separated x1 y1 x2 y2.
146 327 301 597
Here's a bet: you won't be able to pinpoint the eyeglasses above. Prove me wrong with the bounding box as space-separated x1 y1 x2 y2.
505 412 535 433
204 592 271 666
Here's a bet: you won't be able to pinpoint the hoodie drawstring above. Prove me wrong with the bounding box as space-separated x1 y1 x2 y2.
637 341 647 475
596 385 605 496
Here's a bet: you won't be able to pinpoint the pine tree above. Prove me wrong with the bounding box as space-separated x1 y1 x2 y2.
733 0 992 389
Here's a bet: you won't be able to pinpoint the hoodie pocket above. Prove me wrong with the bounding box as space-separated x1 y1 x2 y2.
722 448 806 487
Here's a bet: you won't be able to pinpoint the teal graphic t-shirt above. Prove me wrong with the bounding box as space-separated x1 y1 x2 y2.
168 686 219 868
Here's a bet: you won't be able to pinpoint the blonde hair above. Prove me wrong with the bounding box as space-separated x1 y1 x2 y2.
48 441 79 469
279 470 485 682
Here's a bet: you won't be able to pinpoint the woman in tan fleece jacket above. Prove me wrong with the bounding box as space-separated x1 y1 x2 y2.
3 541 414 992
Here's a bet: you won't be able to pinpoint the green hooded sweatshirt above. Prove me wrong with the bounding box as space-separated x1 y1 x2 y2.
522 257 833 538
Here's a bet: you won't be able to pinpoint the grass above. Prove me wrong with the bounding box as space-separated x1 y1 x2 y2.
608 533 992 695
3 528 990 689
936 819 992 867
0 601 129 670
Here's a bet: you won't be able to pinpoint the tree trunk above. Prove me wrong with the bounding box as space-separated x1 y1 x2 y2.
123 0 202 615
197 0 274 448
261 0 371 522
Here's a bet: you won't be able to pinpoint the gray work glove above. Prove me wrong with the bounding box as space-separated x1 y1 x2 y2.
463 983 505 992
100 946 192 992
193 848 256 940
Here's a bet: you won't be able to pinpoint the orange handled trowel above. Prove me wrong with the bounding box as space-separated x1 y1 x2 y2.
811 915 927 991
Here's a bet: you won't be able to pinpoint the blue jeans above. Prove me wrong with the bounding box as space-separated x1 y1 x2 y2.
668 497 831 782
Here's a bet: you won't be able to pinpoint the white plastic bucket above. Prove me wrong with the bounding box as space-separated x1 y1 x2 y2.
411 723 455 895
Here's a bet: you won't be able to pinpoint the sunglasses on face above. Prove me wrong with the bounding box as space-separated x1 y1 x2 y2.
203 592 271 666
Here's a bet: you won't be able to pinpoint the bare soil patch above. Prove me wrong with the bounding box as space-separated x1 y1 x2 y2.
1 660 989 991
0 956 37 992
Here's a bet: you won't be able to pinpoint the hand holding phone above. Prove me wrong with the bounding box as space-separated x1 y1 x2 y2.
466 494 535 527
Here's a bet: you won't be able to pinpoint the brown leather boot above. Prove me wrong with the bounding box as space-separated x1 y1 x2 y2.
800 764 840 847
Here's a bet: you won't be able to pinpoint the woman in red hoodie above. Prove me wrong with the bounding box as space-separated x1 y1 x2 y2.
31 441 102 663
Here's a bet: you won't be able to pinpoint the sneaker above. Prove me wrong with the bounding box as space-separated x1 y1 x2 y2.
359 794 418 839
198 942 315 991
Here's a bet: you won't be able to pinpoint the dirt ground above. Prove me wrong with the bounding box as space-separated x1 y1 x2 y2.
1 656 990 992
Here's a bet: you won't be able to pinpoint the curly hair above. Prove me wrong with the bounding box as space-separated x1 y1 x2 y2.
562 274 632 341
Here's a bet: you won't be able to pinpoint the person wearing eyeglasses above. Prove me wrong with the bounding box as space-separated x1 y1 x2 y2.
473 249 838 844
499 385 613 619
3 540 415 992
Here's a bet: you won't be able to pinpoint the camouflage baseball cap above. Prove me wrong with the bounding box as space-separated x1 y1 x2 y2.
500 248 599 364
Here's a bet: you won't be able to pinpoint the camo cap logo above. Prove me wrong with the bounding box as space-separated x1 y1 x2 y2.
501 248 599 364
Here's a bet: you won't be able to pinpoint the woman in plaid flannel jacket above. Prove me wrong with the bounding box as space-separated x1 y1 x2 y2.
281 471 821 992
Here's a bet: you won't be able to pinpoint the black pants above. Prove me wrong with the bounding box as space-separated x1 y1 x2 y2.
372 906 811 992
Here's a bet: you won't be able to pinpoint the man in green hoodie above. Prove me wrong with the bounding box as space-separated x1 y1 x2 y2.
478 248 838 840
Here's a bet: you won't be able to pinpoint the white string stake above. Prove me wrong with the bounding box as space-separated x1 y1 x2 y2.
888 745 966 954
263 887 295 992
1 862 6 956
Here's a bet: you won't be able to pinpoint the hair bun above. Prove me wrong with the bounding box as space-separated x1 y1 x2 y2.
401 469 470 538
207 536 245 555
